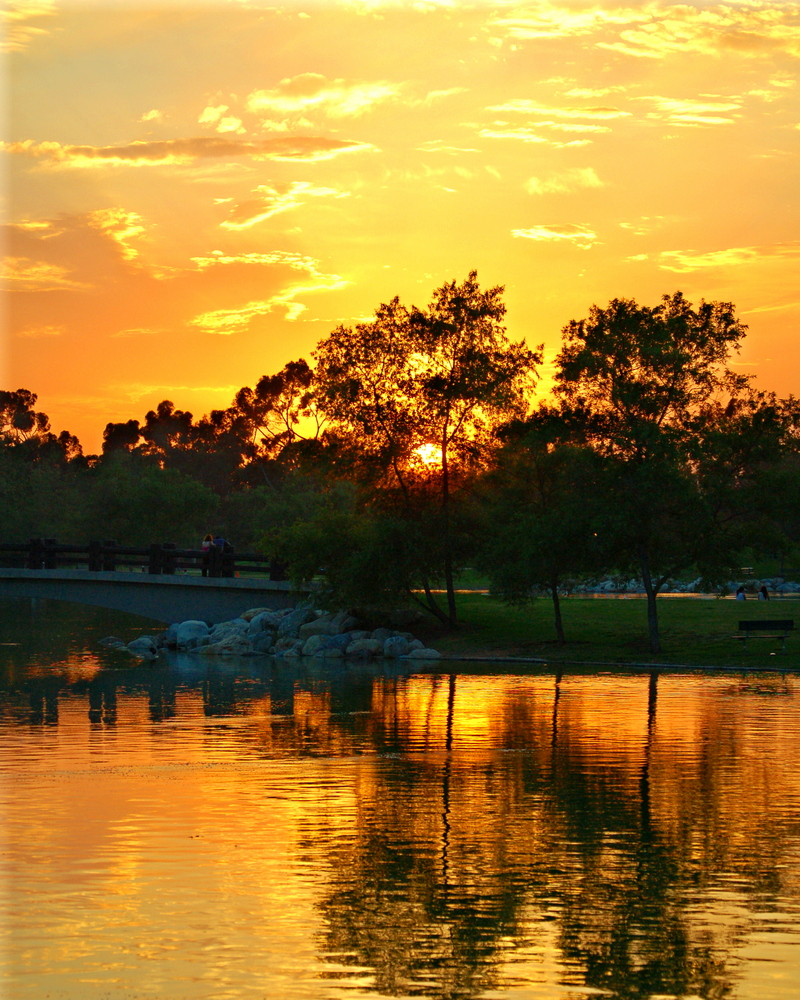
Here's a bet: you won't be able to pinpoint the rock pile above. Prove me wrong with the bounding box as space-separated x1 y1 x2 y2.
100 603 441 662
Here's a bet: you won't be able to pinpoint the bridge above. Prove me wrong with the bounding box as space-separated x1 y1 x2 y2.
0 540 311 623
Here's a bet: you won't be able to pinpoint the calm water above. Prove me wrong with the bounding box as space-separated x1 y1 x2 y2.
2 599 800 1000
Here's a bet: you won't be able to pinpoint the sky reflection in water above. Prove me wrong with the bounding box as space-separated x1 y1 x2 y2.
1 599 800 1000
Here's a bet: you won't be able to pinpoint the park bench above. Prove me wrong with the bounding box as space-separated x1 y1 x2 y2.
734 620 795 654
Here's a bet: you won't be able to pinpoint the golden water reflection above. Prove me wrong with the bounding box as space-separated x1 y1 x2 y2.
3 650 800 1000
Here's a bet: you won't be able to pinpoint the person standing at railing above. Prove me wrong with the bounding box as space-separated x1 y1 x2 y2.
201 533 214 577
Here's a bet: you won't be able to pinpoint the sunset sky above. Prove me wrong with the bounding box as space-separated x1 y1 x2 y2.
5 0 800 452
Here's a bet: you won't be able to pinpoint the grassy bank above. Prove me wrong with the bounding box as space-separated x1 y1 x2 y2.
415 593 800 669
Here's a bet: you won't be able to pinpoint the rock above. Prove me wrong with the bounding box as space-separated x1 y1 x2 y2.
251 632 275 654
162 623 180 648
299 615 338 638
371 627 393 643
278 605 317 637
321 647 344 658
384 636 409 658
408 639 425 652
194 634 253 656
127 636 159 658
406 647 441 659
324 633 353 652
330 611 360 633
176 620 209 649
274 635 303 654
99 636 127 649
240 607 270 621
248 610 285 632
345 638 383 658
349 630 369 641
302 635 330 656
210 619 249 642
274 638 304 657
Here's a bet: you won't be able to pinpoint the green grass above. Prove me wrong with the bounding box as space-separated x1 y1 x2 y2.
414 593 800 670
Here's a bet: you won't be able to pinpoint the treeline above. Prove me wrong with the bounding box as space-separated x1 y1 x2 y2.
3 273 799 652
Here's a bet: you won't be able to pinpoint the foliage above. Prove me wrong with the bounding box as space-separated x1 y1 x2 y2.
79 452 219 547
551 291 785 653
315 271 542 624
478 410 604 643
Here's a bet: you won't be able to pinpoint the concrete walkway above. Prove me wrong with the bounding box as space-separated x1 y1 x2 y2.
0 568 310 623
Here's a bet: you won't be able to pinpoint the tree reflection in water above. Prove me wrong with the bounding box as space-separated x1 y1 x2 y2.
1 634 798 999
302 668 790 999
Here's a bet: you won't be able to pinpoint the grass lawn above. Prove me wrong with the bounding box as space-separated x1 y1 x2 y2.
414 593 800 670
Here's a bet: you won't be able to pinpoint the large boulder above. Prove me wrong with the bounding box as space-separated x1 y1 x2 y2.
298 614 339 638
278 605 317 637
371 627 393 643
302 635 330 656
346 638 383 658
383 636 409 658
248 611 282 636
127 636 159 659
406 647 441 659
240 607 270 621
176 620 209 649
251 632 275 654
194 634 253 656
99 636 127 650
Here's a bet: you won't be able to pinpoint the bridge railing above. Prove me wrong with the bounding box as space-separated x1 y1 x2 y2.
0 539 288 581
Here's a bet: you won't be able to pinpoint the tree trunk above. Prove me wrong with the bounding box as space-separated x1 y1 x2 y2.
412 579 450 625
440 428 457 627
639 547 661 654
550 577 565 645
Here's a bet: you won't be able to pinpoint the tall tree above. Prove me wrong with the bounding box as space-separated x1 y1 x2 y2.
479 410 603 644
553 292 750 653
315 272 541 624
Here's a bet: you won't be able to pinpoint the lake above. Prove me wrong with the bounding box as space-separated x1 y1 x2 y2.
2 597 800 1000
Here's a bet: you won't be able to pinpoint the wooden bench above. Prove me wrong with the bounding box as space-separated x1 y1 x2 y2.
734 620 795 654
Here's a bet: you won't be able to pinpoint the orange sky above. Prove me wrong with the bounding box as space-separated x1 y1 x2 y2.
4 0 800 453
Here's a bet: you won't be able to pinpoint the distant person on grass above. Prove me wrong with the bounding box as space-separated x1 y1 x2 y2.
759 585 769 601
736 586 746 601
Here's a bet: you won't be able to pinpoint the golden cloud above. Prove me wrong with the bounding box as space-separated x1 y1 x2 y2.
511 223 597 248
1 0 56 54
16 324 65 338
189 250 329 272
217 181 349 230
479 126 591 148
187 253 348 331
87 208 147 261
488 100 631 119
1 135 378 168
642 95 741 126
247 73 401 119
490 3 800 60
658 242 800 271
525 167 603 195
2 256 92 291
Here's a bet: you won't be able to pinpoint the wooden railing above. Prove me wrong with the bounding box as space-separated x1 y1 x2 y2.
0 539 288 580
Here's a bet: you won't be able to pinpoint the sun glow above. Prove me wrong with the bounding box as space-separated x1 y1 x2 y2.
414 443 442 467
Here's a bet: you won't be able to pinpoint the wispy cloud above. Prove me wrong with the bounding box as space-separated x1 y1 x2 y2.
489 4 800 60
1 0 56 54
217 181 349 230
526 167 603 195
16 324 65 338
658 242 800 271
641 94 741 126
2 256 91 291
511 224 598 249
2 136 378 168
247 73 401 119
487 100 630 120
187 253 348 331
87 208 147 261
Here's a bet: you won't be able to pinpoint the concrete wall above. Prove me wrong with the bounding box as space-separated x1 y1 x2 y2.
0 569 310 624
